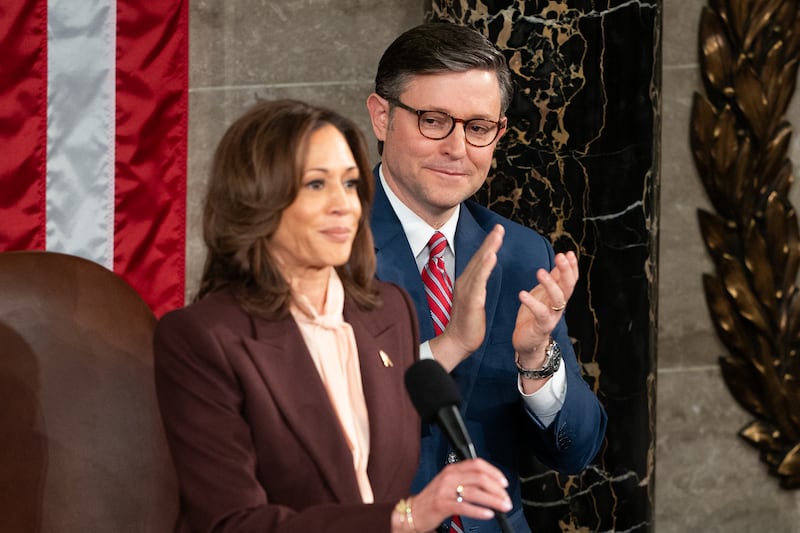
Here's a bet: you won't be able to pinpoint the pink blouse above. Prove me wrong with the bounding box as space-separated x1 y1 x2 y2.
289 269 373 503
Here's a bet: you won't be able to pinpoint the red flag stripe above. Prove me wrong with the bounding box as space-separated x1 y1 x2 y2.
0 0 47 251
114 1 188 316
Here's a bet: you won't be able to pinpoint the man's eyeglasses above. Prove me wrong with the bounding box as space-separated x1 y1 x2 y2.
387 97 506 148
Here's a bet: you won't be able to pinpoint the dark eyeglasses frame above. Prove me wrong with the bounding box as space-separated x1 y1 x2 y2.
386 97 507 148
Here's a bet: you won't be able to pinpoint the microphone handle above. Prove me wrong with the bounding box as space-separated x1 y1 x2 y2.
495 510 514 533
436 405 477 460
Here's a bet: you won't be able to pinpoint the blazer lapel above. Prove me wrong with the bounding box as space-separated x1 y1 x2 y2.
243 314 362 502
345 300 415 501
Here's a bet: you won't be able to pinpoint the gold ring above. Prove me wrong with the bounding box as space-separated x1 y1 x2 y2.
551 302 566 312
455 484 464 503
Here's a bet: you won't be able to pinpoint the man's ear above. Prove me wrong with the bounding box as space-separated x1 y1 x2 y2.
366 93 390 141
496 118 508 142
496 128 507 143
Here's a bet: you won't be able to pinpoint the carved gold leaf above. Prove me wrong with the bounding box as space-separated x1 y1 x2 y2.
703 273 751 358
699 8 733 94
762 125 792 188
712 104 738 183
720 356 766 416
744 0 783 53
765 191 800 287
744 223 777 314
732 136 757 209
778 443 800 489
739 419 778 448
734 67 770 141
719 255 771 335
698 209 736 261
692 0 800 489
784 286 800 342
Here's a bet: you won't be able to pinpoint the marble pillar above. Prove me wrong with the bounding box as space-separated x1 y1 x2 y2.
428 1 661 531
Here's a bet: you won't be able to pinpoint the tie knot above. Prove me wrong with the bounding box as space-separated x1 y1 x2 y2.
427 232 448 259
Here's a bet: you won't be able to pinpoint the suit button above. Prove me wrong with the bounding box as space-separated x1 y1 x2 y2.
557 427 572 449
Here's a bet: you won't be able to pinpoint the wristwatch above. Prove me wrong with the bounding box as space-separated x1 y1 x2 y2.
515 337 561 380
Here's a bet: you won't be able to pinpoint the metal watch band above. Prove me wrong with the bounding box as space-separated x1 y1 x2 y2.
515 338 562 380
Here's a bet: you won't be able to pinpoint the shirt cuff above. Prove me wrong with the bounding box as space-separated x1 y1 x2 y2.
419 341 434 360
518 363 567 428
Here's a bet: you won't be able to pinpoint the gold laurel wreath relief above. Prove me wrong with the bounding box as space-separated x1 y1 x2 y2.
690 0 800 489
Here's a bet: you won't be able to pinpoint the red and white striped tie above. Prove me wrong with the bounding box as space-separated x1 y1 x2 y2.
448 517 465 533
421 232 463 533
421 232 453 336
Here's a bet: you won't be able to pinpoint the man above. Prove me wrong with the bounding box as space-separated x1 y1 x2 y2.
366 23 607 532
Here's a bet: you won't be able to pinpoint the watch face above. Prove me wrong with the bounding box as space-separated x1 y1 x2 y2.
548 345 562 373
517 338 561 379
545 341 562 372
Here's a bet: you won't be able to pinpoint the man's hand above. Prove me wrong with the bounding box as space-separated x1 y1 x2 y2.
430 224 504 372
512 251 579 386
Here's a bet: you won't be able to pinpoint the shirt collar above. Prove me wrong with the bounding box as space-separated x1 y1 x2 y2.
378 164 459 259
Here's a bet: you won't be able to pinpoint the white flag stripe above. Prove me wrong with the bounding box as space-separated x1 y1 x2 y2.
46 0 116 269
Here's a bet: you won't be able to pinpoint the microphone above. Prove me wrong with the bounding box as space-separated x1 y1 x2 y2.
404 358 475 460
404 359 514 533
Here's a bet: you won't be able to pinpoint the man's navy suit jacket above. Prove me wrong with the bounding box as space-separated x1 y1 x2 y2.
371 170 607 532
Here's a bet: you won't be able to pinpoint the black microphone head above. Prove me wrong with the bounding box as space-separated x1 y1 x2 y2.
404 359 462 423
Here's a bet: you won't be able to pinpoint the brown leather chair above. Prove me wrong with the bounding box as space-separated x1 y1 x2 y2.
0 251 177 532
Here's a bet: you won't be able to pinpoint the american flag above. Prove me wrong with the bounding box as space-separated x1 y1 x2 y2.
0 0 188 316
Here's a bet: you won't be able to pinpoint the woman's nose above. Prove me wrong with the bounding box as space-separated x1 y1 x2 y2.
328 183 357 212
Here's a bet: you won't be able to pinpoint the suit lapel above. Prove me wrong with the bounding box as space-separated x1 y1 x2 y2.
243 314 362 502
371 169 505 412
371 171 435 341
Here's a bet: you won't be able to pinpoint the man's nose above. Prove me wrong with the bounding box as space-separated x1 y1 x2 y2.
439 121 469 155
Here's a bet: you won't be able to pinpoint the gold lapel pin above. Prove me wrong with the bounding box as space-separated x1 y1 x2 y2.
379 350 393 368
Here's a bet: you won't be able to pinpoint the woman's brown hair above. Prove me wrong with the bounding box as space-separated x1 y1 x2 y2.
197 99 379 317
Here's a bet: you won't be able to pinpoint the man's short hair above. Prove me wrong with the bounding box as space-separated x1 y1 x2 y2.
375 22 514 114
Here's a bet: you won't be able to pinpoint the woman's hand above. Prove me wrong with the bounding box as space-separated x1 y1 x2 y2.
395 458 512 532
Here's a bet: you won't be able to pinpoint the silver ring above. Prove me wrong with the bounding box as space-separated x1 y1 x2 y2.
550 302 566 312
455 484 464 503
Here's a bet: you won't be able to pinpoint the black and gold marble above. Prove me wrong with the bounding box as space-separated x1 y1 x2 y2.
691 0 800 489
428 0 660 531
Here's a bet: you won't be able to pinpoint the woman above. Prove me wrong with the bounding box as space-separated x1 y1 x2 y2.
154 99 512 532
